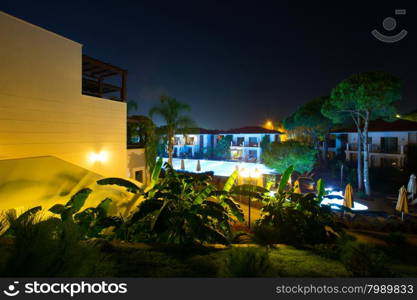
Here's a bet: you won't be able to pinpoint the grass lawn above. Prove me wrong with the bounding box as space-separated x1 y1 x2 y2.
268 245 349 277
104 242 349 277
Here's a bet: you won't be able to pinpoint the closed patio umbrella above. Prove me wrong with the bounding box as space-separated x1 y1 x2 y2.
407 174 416 201
196 160 201 172
343 184 353 209
396 186 408 221
180 159 185 170
293 180 301 194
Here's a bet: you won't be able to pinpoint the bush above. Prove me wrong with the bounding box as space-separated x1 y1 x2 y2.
384 232 407 247
254 193 340 246
341 242 391 277
261 140 317 174
0 210 113 277
311 232 356 260
187 255 220 277
219 247 272 277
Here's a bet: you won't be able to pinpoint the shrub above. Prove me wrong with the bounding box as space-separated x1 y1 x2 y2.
0 210 113 277
261 140 317 174
127 164 244 245
341 242 391 277
255 193 339 246
311 232 356 260
187 255 220 277
219 247 272 277
384 232 407 247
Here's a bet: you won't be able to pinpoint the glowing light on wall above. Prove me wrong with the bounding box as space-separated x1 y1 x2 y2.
88 151 108 163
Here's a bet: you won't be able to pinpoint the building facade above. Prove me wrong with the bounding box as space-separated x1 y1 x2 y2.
173 126 282 163
329 119 417 168
0 11 127 177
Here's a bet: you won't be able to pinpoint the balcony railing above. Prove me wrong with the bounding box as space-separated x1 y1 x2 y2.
231 142 259 147
346 143 406 155
82 55 127 102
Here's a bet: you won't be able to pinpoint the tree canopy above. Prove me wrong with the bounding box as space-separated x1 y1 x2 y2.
322 71 401 124
149 95 196 165
261 140 317 174
284 96 333 146
322 71 402 195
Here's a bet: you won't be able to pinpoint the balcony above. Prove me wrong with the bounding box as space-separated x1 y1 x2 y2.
346 143 406 155
82 55 127 102
231 142 259 148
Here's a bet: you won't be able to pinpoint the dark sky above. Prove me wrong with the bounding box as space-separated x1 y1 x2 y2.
1 0 417 129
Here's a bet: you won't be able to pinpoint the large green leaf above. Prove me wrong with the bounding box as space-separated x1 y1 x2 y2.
223 169 238 192
202 225 230 245
97 178 141 193
151 157 163 185
278 165 294 194
97 198 112 217
223 198 244 222
194 185 216 205
66 188 92 213
316 178 325 202
49 204 65 215
231 184 268 199
17 206 42 221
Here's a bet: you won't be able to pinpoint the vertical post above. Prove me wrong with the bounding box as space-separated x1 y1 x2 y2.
248 195 251 229
248 176 252 229
98 78 103 98
121 70 128 102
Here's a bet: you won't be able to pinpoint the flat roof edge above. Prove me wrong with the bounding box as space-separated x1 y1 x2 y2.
0 10 82 47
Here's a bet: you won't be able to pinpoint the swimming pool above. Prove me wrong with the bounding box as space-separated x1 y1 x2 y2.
162 158 277 177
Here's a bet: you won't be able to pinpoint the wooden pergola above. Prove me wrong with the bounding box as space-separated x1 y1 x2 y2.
82 55 128 102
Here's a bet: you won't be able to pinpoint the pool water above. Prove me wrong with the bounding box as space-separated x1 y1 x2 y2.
163 158 277 177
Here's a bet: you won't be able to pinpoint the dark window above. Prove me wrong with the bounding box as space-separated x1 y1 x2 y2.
200 135 204 148
135 170 144 183
236 137 244 146
328 135 336 148
381 137 398 153
249 137 258 147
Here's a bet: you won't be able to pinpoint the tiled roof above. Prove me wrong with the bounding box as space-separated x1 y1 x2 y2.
332 119 417 133
223 126 282 134
177 126 282 135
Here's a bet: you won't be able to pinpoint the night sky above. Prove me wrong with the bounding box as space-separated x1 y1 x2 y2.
1 0 417 129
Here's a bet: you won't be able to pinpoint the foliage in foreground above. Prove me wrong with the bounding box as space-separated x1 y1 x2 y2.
126 164 244 244
251 166 340 246
0 210 112 276
219 247 272 277
35 159 244 245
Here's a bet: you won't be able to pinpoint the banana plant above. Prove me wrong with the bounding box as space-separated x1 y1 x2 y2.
127 162 244 245
49 188 92 221
1 206 43 237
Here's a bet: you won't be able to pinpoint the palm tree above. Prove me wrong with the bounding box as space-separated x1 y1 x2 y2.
149 95 196 165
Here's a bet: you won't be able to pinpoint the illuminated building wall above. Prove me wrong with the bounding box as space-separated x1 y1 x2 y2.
0 11 127 178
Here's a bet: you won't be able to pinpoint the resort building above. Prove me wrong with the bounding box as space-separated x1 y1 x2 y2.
0 11 139 210
172 126 282 162
329 119 417 168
